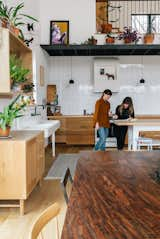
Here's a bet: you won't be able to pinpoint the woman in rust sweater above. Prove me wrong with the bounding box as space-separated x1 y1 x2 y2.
93 89 112 151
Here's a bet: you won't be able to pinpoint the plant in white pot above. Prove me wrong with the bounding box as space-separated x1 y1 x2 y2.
0 95 28 137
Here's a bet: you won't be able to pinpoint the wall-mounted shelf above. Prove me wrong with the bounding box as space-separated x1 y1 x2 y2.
0 28 32 97
40 44 160 56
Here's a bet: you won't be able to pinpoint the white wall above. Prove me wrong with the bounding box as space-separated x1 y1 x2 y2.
0 0 49 125
40 0 96 44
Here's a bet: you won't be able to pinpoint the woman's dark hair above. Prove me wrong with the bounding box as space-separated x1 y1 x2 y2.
123 97 133 105
103 89 112 96
119 97 134 115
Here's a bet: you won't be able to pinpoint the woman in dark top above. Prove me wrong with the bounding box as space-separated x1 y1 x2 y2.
114 97 135 150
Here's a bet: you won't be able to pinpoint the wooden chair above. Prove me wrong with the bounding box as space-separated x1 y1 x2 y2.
60 168 73 204
30 202 60 239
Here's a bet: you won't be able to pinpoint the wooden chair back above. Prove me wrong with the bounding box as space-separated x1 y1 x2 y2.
60 168 73 204
30 202 60 239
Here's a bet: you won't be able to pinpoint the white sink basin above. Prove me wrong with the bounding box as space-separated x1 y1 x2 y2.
23 120 60 138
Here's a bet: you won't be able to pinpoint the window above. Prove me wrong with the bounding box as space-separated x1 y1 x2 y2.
132 14 160 34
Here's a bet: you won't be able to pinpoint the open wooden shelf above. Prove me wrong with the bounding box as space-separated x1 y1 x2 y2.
40 44 160 56
0 28 33 97
9 30 31 54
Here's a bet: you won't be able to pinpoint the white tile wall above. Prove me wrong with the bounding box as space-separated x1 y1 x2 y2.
48 56 160 115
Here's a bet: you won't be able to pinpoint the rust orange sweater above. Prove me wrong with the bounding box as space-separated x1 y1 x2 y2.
93 97 110 128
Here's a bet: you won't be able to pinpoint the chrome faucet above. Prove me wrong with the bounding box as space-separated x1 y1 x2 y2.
31 105 45 116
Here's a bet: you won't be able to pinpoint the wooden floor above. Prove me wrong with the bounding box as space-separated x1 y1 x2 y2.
0 144 93 239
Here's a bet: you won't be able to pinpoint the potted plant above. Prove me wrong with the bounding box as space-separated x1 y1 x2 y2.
10 54 30 91
8 2 38 37
88 36 97 45
106 33 115 44
101 21 112 34
22 83 34 93
0 1 11 28
0 95 28 137
144 20 154 44
118 26 140 44
0 1 38 37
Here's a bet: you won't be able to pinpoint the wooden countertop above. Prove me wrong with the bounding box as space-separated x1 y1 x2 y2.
61 151 160 239
113 119 160 126
48 115 93 119
0 130 43 142
48 115 160 119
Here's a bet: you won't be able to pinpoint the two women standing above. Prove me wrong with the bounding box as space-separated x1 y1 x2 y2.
94 93 134 151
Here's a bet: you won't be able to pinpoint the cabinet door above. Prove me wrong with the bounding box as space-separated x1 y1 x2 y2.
36 133 45 180
26 138 37 196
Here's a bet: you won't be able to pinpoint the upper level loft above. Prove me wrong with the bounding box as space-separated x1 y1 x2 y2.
41 0 160 56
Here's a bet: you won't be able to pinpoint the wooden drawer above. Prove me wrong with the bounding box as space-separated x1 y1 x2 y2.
139 131 160 140
66 118 93 130
66 134 94 145
55 134 67 143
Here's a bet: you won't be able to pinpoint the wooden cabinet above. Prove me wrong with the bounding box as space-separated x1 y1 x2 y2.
0 131 45 215
48 116 95 145
0 28 32 97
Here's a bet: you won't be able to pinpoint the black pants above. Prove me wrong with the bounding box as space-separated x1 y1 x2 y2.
114 125 128 150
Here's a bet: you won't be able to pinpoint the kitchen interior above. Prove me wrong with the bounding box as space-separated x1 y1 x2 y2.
1 0 160 239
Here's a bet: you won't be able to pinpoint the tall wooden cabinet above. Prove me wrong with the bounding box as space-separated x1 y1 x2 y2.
0 131 45 215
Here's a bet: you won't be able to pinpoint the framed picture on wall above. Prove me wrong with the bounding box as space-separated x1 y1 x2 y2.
50 20 69 45
94 58 120 93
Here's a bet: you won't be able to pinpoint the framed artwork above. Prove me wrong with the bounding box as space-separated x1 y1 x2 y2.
40 65 44 86
94 58 120 92
50 20 69 45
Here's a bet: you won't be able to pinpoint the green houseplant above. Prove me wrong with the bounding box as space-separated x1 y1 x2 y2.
0 1 38 37
0 1 12 27
22 83 34 93
10 54 30 90
0 95 28 137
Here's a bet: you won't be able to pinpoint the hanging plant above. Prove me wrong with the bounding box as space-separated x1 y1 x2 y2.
118 26 140 44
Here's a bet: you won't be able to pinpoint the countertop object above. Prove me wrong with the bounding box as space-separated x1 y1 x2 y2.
61 151 160 239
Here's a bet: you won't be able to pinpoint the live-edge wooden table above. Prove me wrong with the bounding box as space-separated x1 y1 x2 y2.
61 151 160 239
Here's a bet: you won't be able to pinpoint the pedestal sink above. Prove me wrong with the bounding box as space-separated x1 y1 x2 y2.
22 120 60 156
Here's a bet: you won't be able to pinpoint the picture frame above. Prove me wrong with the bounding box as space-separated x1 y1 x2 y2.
94 58 120 93
39 65 45 86
50 20 69 45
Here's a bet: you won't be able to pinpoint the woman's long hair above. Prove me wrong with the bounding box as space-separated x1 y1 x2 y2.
119 97 134 115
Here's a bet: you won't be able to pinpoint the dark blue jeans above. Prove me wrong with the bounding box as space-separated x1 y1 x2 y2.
95 127 109 151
